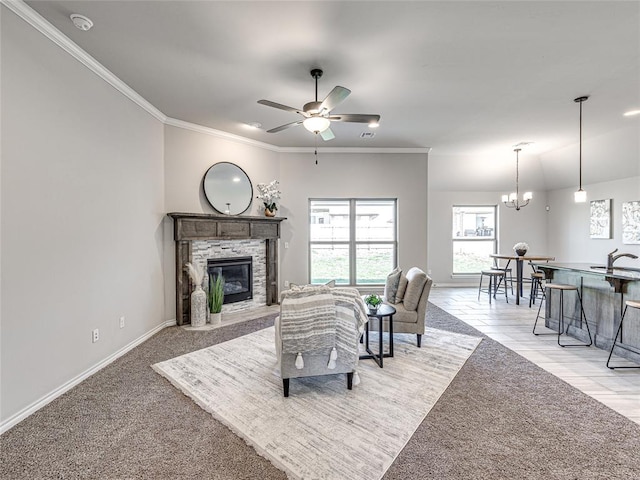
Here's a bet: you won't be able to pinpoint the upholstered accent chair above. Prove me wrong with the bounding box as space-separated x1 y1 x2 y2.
378 267 433 347
274 285 368 397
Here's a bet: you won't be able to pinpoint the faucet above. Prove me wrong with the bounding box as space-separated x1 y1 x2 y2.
607 248 639 272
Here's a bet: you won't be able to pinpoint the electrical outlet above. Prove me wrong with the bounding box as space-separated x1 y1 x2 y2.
284 280 290 288
284 242 289 249
92 328 99 343
428 269 432 275
119 316 125 329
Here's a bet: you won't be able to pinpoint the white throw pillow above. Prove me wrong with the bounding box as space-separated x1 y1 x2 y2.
384 267 402 304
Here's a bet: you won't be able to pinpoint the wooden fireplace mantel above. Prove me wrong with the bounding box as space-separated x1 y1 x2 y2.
168 212 286 325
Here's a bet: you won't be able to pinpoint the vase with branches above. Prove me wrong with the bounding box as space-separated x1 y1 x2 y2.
185 262 207 327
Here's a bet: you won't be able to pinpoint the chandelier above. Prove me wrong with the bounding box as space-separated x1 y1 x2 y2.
502 148 532 210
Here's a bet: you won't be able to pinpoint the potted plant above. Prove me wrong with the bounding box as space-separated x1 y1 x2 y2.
364 293 383 313
256 180 281 217
208 274 225 325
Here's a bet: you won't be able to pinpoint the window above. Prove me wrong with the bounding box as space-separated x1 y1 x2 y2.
310 199 397 285
452 205 497 274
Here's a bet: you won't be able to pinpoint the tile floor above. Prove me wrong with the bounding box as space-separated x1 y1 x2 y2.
429 286 640 425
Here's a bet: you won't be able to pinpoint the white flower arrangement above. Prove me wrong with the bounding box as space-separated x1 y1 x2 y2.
256 180 281 211
513 242 529 252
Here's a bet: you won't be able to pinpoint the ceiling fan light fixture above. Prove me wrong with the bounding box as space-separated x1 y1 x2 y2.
303 116 331 133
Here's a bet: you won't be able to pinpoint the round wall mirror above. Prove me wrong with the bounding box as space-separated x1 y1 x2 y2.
203 162 253 215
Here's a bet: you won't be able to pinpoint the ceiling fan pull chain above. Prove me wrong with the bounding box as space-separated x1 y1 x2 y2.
314 134 318 164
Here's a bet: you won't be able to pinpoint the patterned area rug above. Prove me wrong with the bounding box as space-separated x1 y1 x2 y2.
153 326 481 480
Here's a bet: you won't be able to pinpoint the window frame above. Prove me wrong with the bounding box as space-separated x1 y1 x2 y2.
309 198 398 286
451 204 498 275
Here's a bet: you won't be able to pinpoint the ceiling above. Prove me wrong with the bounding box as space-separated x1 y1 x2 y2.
21 1 640 160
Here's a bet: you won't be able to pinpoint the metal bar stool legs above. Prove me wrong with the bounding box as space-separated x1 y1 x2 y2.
478 270 508 304
533 284 592 347
606 300 640 369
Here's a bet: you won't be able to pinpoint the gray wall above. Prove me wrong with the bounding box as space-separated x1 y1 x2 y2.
278 152 428 289
1 9 165 424
546 176 640 265
427 189 549 286
162 127 429 297
162 125 280 320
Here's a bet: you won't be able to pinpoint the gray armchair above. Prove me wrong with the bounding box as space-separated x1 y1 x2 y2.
274 285 368 397
379 267 433 347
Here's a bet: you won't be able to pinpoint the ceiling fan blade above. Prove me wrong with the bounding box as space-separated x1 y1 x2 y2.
328 114 380 124
320 127 335 141
266 120 303 133
319 86 351 113
258 100 306 116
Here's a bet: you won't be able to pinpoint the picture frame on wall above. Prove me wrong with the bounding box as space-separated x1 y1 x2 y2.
590 199 612 239
622 201 640 244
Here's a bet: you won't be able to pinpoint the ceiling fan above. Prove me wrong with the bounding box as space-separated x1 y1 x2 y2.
258 69 381 141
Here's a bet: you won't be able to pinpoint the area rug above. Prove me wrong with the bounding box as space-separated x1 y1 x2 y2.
153 326 481 480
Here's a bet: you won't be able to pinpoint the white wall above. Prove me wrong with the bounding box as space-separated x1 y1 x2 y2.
278 152 428 289
1 9 165 424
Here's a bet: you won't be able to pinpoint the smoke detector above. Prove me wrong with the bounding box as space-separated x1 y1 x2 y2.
70 14 93 31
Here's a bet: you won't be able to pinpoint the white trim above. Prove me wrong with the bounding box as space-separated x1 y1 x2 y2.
278 146 431 154
164 117 280 152
2 0 166 123
0 319 176 435
164 118 430 154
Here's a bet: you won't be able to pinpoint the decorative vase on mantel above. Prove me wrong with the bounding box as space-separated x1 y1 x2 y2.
190 285 207 327
264 207 276 217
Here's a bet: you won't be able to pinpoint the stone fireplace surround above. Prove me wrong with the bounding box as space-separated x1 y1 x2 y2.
168 213 285 325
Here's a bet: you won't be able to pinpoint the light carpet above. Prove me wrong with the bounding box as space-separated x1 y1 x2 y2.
153 326 481 480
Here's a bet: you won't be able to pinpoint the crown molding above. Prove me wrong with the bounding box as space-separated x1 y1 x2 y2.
164 118 281 152
278 146 431 154
4 0 430 155
2 0 166 123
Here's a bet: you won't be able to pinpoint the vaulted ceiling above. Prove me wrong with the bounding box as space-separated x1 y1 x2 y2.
22 1 640 187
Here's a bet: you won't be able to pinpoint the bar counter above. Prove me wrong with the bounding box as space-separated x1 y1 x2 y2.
531 262 640 363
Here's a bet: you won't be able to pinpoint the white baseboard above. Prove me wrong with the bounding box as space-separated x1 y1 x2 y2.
0 318 176 435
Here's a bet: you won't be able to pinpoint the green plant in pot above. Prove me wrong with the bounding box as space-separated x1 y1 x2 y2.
364 293 383 312
208 274 225 325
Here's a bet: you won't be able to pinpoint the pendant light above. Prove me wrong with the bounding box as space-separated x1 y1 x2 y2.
574 96 589 203
502 148 532 210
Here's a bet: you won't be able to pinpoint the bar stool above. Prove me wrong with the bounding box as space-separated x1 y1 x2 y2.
529 271 545 308
478 269 508 304
533 283 592 347
492 258 514 295
606 300 640 369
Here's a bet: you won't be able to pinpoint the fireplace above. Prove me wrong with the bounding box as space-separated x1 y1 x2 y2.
207 256 253 304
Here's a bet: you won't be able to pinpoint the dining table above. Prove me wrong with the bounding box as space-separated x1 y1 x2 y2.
489 254 555 305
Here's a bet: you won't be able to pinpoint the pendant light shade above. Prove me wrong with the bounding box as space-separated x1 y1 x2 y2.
574 96 589 203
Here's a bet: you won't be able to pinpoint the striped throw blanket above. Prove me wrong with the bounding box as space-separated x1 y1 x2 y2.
280 286 368 368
